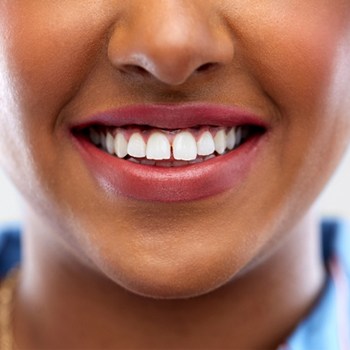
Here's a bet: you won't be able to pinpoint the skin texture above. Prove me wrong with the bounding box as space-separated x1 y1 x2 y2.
0 0 350 348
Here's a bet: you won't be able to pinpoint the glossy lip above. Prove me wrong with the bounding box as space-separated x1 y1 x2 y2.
69 103 270 202
69 103 269 130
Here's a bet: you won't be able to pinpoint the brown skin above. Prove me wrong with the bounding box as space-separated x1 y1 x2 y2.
1 0 350 348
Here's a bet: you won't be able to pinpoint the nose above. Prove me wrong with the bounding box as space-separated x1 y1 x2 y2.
108 1 234 86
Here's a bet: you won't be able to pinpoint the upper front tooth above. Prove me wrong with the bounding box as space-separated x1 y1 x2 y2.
146 132 171 160
226 128 236 150
173 131 197 161
114 131 128 158
127 133 146 158
197 131 215 156
214 129 227 154
106 133 115 154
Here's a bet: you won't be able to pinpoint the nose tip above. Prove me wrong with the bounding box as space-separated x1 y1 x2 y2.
113 43 232 86
108 4 234 86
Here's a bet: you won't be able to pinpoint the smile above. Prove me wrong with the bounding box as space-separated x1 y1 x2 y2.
85 125 262 167
70 103 269 202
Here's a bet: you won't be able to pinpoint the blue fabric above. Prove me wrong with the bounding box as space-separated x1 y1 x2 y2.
286 274 339 349
285 220 350 350
0 222 21 279
0 220 349 349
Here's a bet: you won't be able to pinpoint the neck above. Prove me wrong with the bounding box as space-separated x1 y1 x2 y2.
14 212 325 349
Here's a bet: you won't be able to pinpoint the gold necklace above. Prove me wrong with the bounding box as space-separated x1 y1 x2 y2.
0 269 19 350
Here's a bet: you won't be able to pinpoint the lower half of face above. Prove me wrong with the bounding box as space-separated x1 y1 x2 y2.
0 0 350 298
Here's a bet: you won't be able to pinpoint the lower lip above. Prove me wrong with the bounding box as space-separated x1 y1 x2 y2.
72 134 267 202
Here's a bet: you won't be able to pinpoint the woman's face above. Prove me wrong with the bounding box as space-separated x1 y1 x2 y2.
0 0 350 298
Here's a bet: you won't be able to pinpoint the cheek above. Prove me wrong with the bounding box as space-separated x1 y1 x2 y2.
0 3 105 121
234 1 350 114
275 19 350 182
238 1 350 184
221 2 350 176
0 2 107 186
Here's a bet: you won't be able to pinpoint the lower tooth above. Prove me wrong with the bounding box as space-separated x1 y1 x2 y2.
141 159 156 165
204 155 216 161
189 158 203 164
173 161 187 167
126 155 219 166
156 162 172 167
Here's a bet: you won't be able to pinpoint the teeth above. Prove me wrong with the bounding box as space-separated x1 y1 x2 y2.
100 132 107 150
141 159 156 166
156 162 172 167
214 129 227 154
204 155 216 161
197 131 215 156
114 131 128 158
146 132 171 160
226 128 236 150
90 125 254 165
127 133 146 158
89 129 100 145
189 158 203 164
173 131 197 161
173 160 188 167
106 133 115 154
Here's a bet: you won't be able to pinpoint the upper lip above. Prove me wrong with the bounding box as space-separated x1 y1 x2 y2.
69 103 270 130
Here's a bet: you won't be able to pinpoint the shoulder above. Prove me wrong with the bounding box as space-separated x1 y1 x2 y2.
0 222 21 280
285 218 350 350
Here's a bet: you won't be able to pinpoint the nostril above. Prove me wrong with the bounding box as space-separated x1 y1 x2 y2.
121 65 150 77
122 62 218 80
195 62 218 73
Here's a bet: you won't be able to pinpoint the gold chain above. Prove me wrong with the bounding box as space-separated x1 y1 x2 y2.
0 269 19 350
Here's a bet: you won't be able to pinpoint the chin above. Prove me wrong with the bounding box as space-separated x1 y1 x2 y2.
113 271 231 300
81 217 255 299
97 251 239 299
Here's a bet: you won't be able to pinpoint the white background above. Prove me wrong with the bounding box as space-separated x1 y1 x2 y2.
0 148 350 222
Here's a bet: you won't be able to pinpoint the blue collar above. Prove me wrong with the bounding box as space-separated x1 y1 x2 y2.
281 220 350 350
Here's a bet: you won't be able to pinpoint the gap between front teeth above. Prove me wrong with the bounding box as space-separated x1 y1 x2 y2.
90 126 243 162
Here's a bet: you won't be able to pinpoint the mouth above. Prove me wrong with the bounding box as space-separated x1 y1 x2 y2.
70 103 269 202
74 124 264 167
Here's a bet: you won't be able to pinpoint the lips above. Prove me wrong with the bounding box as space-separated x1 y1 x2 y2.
70 103 269 202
